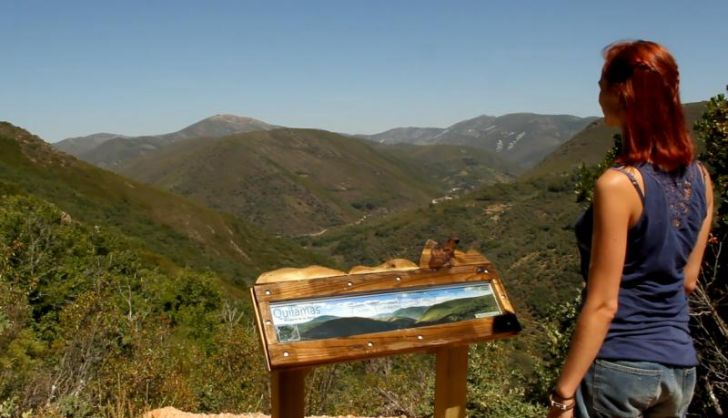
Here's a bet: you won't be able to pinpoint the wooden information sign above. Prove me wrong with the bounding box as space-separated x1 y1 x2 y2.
251 241 521 418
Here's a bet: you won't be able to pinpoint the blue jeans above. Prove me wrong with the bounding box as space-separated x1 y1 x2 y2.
576 359 696 418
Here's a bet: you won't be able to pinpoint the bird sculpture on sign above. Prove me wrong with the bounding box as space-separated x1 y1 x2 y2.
425 236 460 270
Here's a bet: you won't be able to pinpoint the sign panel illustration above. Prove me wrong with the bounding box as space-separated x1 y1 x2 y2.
269 283 501 343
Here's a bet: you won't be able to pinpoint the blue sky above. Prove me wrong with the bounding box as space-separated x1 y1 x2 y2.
2 1 727 141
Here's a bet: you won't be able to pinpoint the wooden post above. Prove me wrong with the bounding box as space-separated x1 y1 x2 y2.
271 368 309 418
434 345 469 418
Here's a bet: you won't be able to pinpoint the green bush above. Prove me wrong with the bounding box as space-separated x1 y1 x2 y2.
0 193 271 416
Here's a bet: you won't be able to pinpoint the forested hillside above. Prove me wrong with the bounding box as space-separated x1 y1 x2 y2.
0 122 548 417
114 128 442 235
0 123 326 287
527 102 707 178
0 194 270 416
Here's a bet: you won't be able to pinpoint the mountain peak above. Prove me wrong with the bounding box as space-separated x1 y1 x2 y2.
206 114 259 123
54 114 279 163
177 114 276 139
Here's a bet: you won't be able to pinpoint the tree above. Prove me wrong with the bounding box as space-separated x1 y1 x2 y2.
691 86 728 417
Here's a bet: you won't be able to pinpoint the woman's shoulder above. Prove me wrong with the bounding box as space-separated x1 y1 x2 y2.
692 160 714 209
595 166 646 212
593 167 646 227
693 160 711 182
597 166 642 193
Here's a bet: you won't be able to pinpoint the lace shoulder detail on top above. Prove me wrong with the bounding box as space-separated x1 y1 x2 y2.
647 164 695 229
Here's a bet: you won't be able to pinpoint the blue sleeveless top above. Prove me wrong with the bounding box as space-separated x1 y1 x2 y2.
575 161 707 367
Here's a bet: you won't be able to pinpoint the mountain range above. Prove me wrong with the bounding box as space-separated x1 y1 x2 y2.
358 113 598 170
54 114 276 169
55 112 597 174
52 115 532 235
49 111 599 234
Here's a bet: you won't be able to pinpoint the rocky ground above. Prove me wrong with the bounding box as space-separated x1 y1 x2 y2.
142 407 404 418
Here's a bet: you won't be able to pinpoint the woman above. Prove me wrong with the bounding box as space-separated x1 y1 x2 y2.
548 40 714 418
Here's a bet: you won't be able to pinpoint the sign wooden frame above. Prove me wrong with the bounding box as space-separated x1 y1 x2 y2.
251 258 520 371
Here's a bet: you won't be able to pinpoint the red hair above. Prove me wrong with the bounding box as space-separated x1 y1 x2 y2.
601 40 694 170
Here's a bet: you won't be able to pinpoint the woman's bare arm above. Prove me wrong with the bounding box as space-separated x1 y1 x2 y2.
683 168 714 295
553 169 642 399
